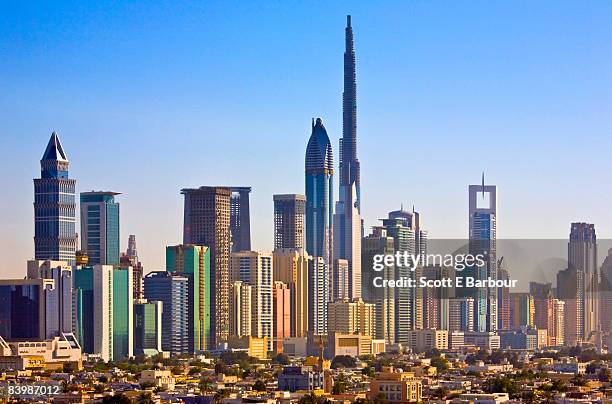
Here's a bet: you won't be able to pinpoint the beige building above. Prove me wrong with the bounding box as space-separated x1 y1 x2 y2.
273 248 309 338
406 329 448 352
0 334 82 371
327 332 374 357
368 366 422 403
139 370 175 391
328 298 375 336
550 299 565 346
229 281 252 337
230 251 274 351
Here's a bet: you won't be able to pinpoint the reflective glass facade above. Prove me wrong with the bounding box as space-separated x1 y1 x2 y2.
0 282 44 340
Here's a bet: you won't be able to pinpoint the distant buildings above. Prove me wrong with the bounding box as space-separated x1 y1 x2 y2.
34 132 77 265
182 186 231 348
509 293 535 329
80 191 121 266
449 297 475 332
273 194 306 250
121 235 144 300
144 271 190 355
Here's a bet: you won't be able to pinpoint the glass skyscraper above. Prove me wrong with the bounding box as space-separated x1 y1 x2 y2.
112 267 134 360
0 279 50 340
305 118 334 266
134 300 162 355
80 191 121 265
34 132 77 264
144 271 190 355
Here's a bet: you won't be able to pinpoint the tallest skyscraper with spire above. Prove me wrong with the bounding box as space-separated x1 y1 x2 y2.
334 15 362 300
34 132 77 264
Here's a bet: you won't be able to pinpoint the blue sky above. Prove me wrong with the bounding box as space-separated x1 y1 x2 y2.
1 1 612 278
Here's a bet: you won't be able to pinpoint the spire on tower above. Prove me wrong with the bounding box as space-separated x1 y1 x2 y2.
42 131 68 162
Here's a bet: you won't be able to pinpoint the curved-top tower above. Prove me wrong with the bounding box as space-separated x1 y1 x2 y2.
305 118 334 266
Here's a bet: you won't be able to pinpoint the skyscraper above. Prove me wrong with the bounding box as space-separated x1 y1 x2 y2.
308 256 329 336
305 118 334 266
80 191 121 266
362 227 395 344
133 299 163 356
230 251 274 351
272 281 291 353
229 187 252 252
144 271 190 355
112 266 134 360
381 207 427 343
27 260 73 338
334 15 363 301
182 186 231 347
468 179 498 332
166 244 211 351
273 194 306 250
272 248 309 338
0 279 53 340
229 281 252 338
73 265 113 362
34 132 77 265
121 235 144 300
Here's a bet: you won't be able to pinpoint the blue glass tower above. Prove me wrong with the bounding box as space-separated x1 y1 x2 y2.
80 191 121 265
34 132 77 264
305 118 334 265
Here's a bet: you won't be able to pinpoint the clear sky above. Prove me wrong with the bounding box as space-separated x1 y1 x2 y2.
1 1 612 279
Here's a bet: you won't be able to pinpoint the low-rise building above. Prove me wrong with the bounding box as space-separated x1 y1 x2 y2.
0 333 82 371
368 366 422 403
406 329 448 352
139 369 175 391
278 366 324 392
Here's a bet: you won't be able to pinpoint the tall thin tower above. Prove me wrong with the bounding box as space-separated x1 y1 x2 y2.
334 15 362 299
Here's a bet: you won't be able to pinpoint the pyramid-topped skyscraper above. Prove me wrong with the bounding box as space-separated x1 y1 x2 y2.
34 132 77 264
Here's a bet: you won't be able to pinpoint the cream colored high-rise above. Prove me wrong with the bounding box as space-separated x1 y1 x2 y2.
229 281 252 338
328 298 375 336
272 248 309 337
230 251 273 351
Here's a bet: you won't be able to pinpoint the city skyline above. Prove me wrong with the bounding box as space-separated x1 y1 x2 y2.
2 2 612 279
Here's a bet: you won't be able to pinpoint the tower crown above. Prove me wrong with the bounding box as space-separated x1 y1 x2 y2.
40 132 70 179
305 118 333 174
42 131 68 162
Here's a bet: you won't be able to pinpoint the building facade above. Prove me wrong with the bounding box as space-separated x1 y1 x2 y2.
229 187 252 253
34 132 77 265
182 186 231 347
273 248 309 338
80 191 121 266
273 194 306 250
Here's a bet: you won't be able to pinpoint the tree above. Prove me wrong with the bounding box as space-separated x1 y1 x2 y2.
430 355 449 372
102 394 132 404
214 389 231 404
331 355 357 369
253 379 267 391
272 353 290 365
136 392 155 404
332 372 348 394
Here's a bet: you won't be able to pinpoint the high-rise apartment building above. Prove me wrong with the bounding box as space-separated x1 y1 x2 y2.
449 297 475 332
229 281 252 338
568 222 599 343
272 248 309 338
468 180 498 332
230 251 274 351
273 281 291 353
34 132 77 264
362 227 395 344
27 260 73 338
600 248 612 333
229 187 252 252
80 191 121 266
166 245 211 351
509 293 535 329
273 194 306 250
143 271 190 355
381 208 427 343
333 259 349 301
497 261 511 330
308 256 329 336
557 266 584 346
182 186 231 347
328 298 375 337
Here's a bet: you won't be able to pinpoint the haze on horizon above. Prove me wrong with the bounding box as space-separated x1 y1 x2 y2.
1 1 611 283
